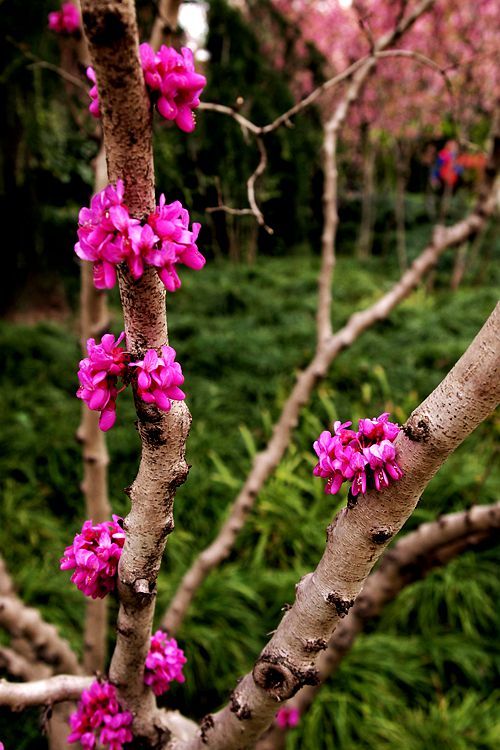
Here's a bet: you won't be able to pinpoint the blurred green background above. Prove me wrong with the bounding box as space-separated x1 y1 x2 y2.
0 0 499 748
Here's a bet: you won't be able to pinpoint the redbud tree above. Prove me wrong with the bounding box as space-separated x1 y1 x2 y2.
0 1 499 749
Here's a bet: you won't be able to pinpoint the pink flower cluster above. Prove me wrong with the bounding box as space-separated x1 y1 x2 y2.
60 516 125 599
75 180 205 292
139 44 207 132
48 2 80 34
77 332 186 431
130 347 185 410
77 332 128 431
68 681 133 750
87 44 206 133
275 706 300 729
313 413 403 497
144 630 187 696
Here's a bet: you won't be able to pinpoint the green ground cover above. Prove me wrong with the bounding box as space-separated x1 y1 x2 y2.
0 243 499 748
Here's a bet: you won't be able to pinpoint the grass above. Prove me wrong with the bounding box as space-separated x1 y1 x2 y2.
0 229 499 747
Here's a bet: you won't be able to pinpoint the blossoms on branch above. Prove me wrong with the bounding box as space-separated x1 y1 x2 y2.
60 516 125 599
48 2 80 34
313 413 403 497
77 333 186 430
144 630 187 695
68 680 133 750
86 44 206 132
75 182 205 293
275 706 300 729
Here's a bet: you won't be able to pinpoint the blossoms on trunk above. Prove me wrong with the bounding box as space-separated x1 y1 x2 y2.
87 43 206 132
75 180 204 293
77 332 186 431
313 412 403 497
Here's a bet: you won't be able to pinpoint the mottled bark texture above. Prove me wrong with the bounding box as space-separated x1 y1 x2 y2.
175 303 499 750
81 1 191 743
257 502 500 750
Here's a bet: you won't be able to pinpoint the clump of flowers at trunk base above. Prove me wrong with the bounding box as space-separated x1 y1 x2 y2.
275 706 300 729
48 2 80 34
144 630 187 695
75 182 205 293
68 680 133 750
313 412 403 497
60 516 125 599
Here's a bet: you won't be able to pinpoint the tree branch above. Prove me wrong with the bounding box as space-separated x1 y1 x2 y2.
0 675 93 710
257 502 500 749
161 147 498 636
177 302 500 749
80 0 191 743
0 593 81 676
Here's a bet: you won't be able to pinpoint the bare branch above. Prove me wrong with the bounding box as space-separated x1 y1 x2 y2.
257 502 500 749
0 675 93 710
178 303 500 749
0 646 51 682
0 592 81 676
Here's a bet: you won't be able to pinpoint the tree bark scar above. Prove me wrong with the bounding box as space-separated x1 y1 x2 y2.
229 691 252 720
82 9 127 47
326 592 355 617
253 654 319 699
303 637 328 653
370 526 394 544
200 714 214 744
403 415 430 442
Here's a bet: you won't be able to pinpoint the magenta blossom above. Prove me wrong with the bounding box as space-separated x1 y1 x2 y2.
75 180 138 290
129 346 185 411
139 44 206 132
76 183 205 292
60 515 125 599
87 44 206 131
275 706 300 729
48 2 80 34
86 67 101 118
68 680 133 750
358 412 400 442
313 412 403 497
144 630 187 696
364 439 404 491
77 332 128 431
147 195 205 291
